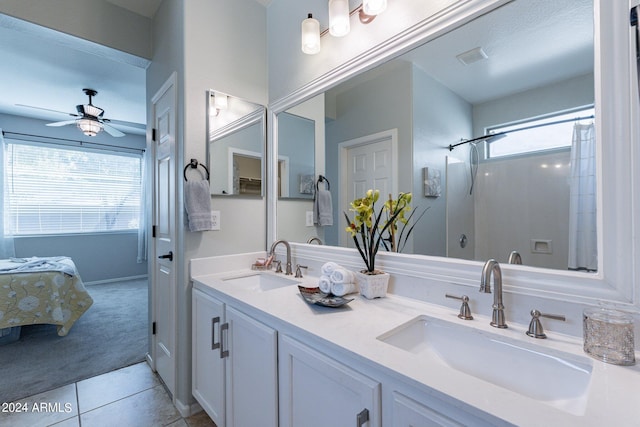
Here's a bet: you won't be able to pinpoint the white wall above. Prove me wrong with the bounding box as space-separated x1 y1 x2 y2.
149 0 268 411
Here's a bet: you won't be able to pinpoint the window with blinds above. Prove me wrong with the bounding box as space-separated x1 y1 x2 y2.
6 141 142 236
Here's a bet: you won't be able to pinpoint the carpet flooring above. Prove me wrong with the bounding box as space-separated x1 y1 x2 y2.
0 279 148 403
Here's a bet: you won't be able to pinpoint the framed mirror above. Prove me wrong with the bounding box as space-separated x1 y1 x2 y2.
274 0 594 271
207 90 266 197
268 0 637 305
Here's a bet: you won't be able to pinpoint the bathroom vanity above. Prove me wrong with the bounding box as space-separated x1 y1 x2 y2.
191 250 640 427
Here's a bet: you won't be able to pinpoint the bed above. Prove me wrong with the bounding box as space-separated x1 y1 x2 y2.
0 257 93 338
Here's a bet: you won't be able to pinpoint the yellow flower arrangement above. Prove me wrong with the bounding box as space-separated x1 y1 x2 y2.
344 190 425 273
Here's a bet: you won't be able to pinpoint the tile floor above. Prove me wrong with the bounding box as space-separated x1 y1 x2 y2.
0 362 216 427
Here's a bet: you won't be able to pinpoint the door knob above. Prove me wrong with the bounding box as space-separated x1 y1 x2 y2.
158 251 173 261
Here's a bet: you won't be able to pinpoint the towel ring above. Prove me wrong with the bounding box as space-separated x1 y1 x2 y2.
183 159 210 182
316 175 330 191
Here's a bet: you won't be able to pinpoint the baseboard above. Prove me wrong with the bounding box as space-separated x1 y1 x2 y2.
84 274 148 286
175 398 202 418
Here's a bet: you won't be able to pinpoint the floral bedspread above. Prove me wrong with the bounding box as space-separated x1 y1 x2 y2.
0 258 93 336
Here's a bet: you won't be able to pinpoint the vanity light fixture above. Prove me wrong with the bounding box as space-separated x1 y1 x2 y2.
302 0 387 55
329 0 350 37
301 13 321 54
212 92 228 117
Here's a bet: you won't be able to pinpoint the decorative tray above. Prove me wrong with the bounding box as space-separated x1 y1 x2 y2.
297 286 354 308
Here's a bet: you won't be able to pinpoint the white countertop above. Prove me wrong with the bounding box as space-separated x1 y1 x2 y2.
191 253 640 427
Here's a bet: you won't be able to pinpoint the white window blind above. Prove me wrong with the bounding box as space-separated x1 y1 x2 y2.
6 141 142 236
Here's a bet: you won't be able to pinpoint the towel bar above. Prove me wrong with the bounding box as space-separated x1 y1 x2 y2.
184 158 210 182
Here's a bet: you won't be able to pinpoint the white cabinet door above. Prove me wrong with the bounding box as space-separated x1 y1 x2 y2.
225 306 278 427
192 289 225 427
279 334 381 427
391 391 466 427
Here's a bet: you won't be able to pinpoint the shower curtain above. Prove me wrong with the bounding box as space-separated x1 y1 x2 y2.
568 123 597 271
0 129 15 258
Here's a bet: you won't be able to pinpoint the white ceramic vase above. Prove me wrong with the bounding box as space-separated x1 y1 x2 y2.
355 270 390 299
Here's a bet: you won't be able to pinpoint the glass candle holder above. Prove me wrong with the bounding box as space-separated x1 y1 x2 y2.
583 307 635 365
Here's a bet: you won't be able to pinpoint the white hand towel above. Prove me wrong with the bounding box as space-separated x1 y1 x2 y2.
318 275 332 294
331 281 358 297
321 262 339 276
330 267 354 284
185 180 213 232
314 188 333 226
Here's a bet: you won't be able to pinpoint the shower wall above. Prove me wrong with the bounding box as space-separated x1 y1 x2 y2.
474 150 571 269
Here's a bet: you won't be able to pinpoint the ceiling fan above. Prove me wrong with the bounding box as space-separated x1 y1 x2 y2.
20 88 127 137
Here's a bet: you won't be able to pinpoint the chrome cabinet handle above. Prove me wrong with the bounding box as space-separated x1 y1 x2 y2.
356 408 369 427
220 322 229 358
211 316 220 350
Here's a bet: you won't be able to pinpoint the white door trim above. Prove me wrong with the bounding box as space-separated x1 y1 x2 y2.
338 128 398 247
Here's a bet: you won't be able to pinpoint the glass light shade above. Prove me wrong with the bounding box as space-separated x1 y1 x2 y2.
82 104 104 118
77 118 103 137
301 14 321 55
363 0 387 15
329 0 350 37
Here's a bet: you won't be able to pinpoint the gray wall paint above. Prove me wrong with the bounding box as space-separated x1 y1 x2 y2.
278 112 315 199
411 65 473 257
325 61 413 247
14 232 146 283
0 112 147 283
0 0 152 59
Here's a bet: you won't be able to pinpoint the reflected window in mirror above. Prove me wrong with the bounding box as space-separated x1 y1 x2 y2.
207 90 266 197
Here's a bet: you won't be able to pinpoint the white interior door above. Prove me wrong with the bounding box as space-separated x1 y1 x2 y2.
151 73 177 395
339 130 398 247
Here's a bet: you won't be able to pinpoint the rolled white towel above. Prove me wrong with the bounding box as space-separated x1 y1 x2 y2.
318 275 332 294
331 282 358 297
321 261 339 276
330 267 354 284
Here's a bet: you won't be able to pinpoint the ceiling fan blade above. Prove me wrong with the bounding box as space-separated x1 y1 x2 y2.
46 120 78 127
103 118 146 130
16 104 79 117
102 123 125 137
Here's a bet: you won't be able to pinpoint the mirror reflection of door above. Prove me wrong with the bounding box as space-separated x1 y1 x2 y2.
339 130 398 247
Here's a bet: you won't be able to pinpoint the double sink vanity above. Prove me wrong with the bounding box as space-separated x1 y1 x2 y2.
190 247 640 427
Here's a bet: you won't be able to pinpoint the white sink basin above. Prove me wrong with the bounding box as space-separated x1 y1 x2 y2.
377 315 593 415
221 272 299 292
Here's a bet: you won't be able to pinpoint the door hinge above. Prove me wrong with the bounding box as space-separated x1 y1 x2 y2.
152 128 156 142
152 225 157 238
152 321 156 335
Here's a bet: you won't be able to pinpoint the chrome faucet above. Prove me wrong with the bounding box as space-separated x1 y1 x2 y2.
508 251 522 265
269 240 292 275
480 259 507 328
306 236 323 245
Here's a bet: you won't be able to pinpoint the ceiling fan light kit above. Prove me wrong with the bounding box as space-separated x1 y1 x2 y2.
44 88 125 137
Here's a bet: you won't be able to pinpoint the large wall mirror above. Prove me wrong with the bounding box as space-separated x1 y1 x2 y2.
274 0 597 273
207 90 266 196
